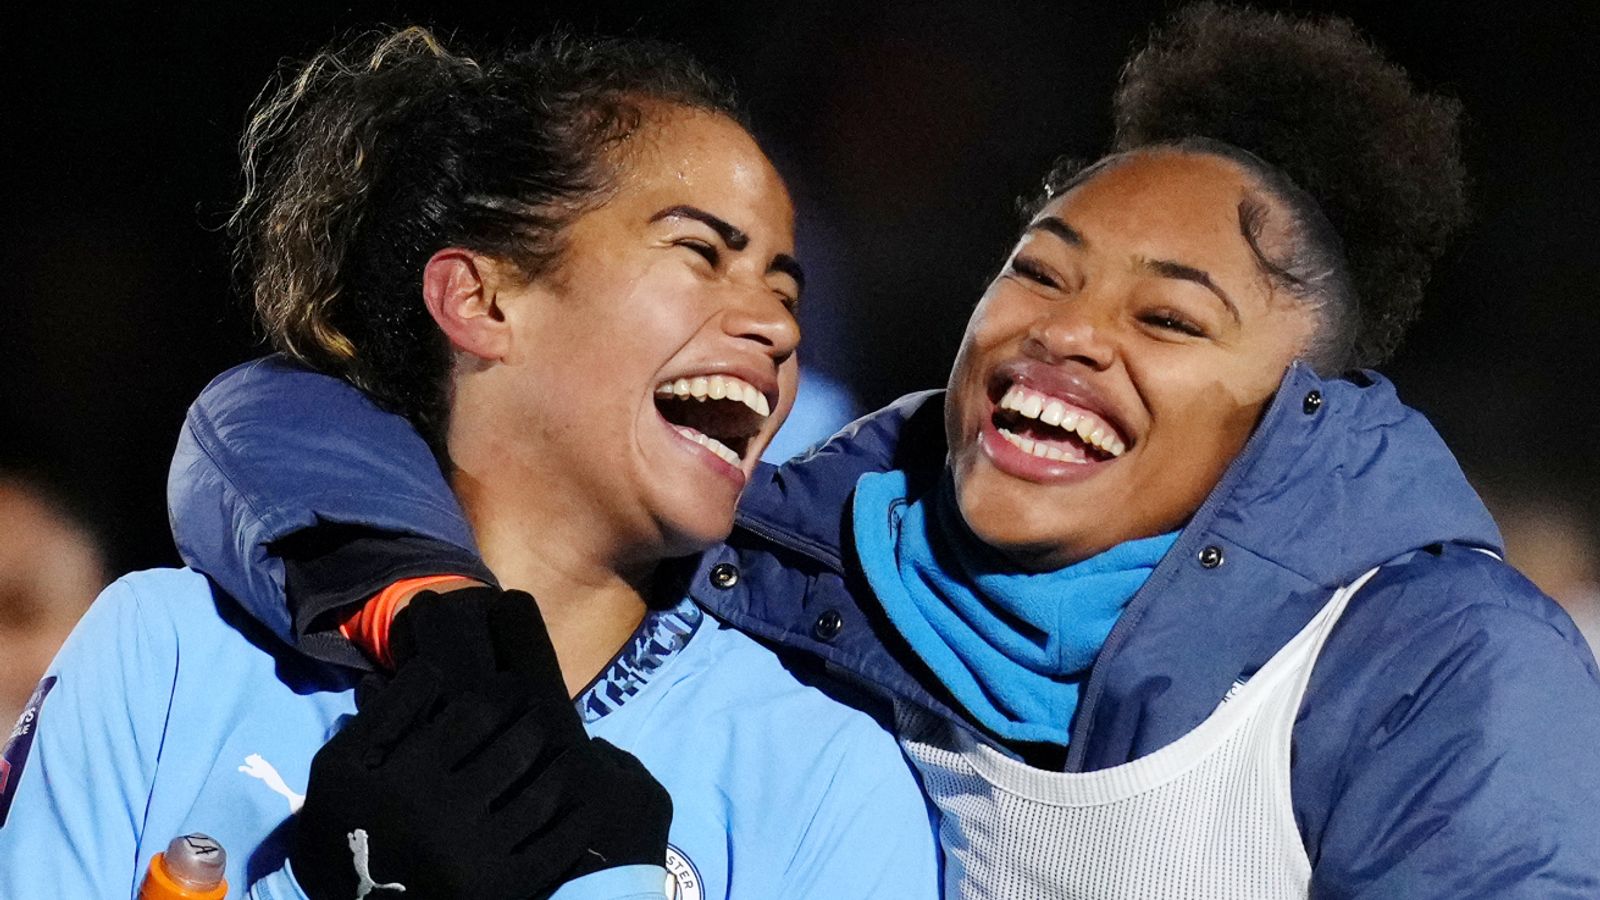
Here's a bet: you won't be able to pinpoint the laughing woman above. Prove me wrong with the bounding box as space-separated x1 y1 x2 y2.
0 28 937 900
124 6 1600 898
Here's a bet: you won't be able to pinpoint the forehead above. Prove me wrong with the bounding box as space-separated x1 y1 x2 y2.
1042 151 1256 259
616 106 794 225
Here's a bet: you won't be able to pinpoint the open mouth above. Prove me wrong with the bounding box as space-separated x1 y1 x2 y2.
654 374 773 469
990 382 1127 463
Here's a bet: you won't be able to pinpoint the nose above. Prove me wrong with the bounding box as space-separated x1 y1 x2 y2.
722 288 800 365
1025 302 1115 371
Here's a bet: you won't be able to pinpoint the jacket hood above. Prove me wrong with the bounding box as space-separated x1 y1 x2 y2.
1187 363 1501 583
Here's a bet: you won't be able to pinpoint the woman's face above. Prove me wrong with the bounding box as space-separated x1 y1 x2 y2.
466 107 802 558
944 150 1316 570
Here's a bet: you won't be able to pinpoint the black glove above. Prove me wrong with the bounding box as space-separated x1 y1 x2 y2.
290 588 673 899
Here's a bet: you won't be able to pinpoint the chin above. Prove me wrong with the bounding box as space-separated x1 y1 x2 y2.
656 504 739 558
953 468 1107 572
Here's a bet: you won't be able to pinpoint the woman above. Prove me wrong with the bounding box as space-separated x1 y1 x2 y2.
151 5 1600 897
0 27 937 900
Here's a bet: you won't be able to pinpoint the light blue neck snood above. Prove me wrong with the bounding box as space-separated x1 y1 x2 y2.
853 470 1177 746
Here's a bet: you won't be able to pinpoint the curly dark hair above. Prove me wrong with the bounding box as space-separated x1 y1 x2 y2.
1031 3 1467 371
230 26 741 454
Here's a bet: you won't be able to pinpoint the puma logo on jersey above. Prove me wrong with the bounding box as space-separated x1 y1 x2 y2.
238 753 306 813
349 828 407 897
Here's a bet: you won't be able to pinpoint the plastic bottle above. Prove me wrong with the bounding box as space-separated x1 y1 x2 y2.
138 833 228 900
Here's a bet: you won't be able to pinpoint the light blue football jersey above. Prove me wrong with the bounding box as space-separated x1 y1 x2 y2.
0 570 938 899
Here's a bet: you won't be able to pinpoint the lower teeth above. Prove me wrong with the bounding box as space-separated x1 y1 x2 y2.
997 427 1080 463
675 426 741 467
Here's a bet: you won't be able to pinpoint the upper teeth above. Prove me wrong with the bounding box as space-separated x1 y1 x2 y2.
998 383 1126 457
655 374 771 418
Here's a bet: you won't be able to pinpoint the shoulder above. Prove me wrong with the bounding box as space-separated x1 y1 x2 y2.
61 569 333 692
1336 546 1594 672
61 569 217 666
1297 548 1600 894
1306 546 1598 731
17 569 224 810
1296 548 1600 814
102 567 219 616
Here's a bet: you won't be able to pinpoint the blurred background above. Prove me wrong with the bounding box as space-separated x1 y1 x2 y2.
5 0 1598 719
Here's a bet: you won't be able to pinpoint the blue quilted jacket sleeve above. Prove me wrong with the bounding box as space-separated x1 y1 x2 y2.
1302 555 1600 898
166 357 484 661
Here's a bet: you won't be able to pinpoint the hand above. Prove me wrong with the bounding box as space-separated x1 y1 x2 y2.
289 589 672 899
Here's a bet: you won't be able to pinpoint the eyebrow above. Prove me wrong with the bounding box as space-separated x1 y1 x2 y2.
650 204 805 293
1139 258 1241 324
650 205 749 250
1026 216 1085 248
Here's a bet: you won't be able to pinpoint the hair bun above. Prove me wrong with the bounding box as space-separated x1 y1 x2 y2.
1113 2 1468 366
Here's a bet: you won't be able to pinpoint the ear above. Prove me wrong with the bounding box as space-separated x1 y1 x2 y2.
421 249 512 361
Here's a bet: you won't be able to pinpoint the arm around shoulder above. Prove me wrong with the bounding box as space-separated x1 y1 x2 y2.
169 357 486 657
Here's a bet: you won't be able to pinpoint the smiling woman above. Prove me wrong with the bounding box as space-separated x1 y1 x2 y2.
859 5 1598 895
0 26 936 900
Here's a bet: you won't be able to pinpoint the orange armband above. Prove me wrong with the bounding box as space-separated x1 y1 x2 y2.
339 574 480 669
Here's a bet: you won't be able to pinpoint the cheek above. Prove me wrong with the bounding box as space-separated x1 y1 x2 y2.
1135 359 1279 509
1151 387 1258 466
636 268 704 322
946 288 1029 419
963 284 1037 350
944 328 989 448
562 266 707 365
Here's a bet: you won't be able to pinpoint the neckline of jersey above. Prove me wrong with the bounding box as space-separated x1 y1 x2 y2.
573 597 705 724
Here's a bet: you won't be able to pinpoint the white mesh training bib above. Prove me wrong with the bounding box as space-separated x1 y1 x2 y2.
900 568 1380 900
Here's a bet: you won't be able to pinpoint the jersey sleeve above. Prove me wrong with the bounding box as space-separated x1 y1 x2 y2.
0 578 179 899
168 356 489 664
1310 598 1600 898
777 723 941 899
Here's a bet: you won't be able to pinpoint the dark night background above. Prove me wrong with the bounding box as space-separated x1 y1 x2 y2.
6 0 1598 577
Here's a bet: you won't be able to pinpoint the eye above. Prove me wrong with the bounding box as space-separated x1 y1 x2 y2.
1140 311 1208 339
776 292 800 314
676 239 720 267
1009 256 1060 290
